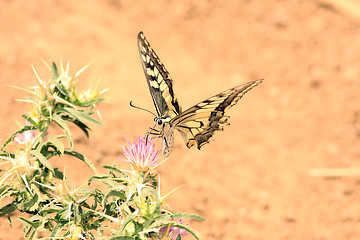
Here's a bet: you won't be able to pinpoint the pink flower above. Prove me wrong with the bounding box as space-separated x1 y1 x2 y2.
6 121 40 155
123 136 162 172
14 129 37 146
159 219 190 240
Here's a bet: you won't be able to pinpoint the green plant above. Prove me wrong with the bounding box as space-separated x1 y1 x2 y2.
0 62 202 239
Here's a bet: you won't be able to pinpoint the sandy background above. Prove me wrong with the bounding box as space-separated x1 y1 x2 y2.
1 0 360 239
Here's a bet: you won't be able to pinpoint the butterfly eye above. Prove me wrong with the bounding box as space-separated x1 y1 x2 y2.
157 119 163 125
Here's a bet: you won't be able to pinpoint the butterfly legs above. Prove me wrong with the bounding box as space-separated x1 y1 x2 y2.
145 121 162 143
145 122 174 157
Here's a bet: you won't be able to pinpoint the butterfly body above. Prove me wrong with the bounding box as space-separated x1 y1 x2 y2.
137 31 263 157
150 114 176 154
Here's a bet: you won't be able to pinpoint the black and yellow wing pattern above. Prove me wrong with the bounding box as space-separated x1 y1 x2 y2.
137 31 181 120
137 31 263 157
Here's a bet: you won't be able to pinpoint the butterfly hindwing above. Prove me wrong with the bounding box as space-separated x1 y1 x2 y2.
137 31 181 119
172 79 263 149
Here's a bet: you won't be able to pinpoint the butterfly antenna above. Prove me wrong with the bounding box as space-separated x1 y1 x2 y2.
129 101 157 117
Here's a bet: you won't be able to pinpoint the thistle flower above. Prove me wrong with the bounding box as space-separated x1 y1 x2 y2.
123 136 163 173
14 62 79 123
66 224 86 240
0 126 41 187
5 121 41 155
75 85 108 104
36 177 81 209
14 127 37 146
159 219 190 240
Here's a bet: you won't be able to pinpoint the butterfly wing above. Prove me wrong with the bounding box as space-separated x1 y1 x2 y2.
137 31 263 155
171 79 263 150
137 31 182 119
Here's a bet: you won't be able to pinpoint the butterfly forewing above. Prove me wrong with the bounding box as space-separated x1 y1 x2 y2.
137 31 182 119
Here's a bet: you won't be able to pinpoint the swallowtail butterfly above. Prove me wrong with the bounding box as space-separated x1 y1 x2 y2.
137 31 263 157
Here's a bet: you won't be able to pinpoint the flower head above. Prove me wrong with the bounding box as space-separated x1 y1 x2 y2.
37 177 81 207
13 128 37 152
14 128 36 145
5 121 40 155
159 219 190 240
76 86 108 104
123 136 162 173
0 123 41 187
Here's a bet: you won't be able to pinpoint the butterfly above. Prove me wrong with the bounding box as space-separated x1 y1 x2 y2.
137 31 263 157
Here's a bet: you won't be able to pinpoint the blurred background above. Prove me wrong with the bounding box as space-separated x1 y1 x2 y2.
1 0 360 239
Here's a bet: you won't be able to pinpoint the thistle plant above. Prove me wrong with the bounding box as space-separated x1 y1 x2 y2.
0 62 203 239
